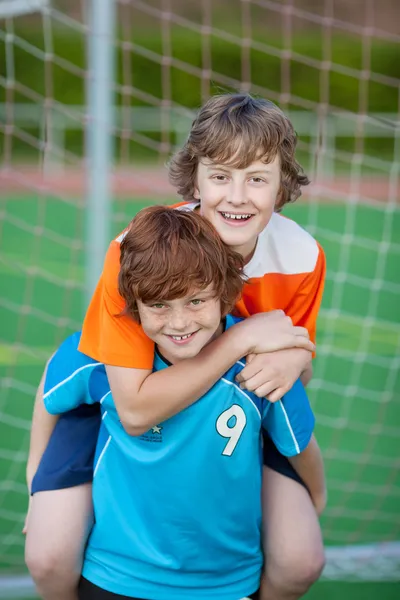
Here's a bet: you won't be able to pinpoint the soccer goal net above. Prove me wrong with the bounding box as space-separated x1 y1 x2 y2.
0 0 399 592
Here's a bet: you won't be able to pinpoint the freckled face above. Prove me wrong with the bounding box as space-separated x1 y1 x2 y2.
136 286 223 364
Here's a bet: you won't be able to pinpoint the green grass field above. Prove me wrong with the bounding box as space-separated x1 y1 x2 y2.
9 583 400 600
7 583 398 600
0 194 399 599
7 581 400 600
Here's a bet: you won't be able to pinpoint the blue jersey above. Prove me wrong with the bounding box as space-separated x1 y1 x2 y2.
44 316 315 600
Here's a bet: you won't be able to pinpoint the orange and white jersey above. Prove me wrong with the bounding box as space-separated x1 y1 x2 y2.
79 203 326 369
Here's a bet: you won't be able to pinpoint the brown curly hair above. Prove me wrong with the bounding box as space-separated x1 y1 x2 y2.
119 206 245 323
168 93 310 211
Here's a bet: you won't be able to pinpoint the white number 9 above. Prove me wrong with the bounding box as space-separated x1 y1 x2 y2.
216 404 247 456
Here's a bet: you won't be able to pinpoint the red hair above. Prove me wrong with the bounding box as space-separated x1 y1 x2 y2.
119 206 245 322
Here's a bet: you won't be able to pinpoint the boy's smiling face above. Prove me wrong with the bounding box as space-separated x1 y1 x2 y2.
136 285 223 364
195 155 281 260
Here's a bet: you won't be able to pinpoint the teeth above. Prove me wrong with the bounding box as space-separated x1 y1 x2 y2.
171 334 192 341
221 212 253 220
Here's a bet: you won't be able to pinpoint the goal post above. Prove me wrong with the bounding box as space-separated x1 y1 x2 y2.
85 0 115 305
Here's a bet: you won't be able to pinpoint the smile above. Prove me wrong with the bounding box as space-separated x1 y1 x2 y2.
166 331 198 345
219 211 254 222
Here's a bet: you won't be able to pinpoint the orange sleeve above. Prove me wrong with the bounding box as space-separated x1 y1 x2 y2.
78 238 155 368
285 243 326 345
78 202 191 368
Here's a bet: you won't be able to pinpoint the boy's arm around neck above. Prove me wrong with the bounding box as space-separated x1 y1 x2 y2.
300 360 313 387
107 321 250 436
107 311 315 436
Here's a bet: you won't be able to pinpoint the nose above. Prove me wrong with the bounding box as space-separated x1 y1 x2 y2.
227 180 246 206
168 309 191 332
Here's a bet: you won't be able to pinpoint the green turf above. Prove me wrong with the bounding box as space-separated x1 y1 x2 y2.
3 580 400 600
307 581 400 599
0 195 399 582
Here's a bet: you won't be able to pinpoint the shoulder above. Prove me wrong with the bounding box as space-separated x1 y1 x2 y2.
44 333 105 413
278 378 313 424
220 359 263 417
282 377 307 400
45 332 100 394
47 331 84 377
57 331 82 353
245 213 321 279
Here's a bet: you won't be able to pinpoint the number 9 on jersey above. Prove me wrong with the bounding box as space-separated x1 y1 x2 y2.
216 405 247 456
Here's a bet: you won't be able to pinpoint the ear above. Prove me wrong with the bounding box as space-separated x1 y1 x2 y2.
193 187 200 200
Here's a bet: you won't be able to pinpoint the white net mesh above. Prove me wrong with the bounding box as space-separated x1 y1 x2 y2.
0 0 399 585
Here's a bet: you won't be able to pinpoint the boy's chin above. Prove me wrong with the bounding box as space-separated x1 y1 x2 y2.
175 349 199 359
166 343 207 362
162 348 200 364
218 229 258 251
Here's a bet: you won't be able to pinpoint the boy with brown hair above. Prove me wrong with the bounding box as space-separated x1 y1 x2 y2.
29 206 324 600
26 94 326 600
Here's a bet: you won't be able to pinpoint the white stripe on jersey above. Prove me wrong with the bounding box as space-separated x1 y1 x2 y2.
176 201 199 212
236 359 302 454
221 377 261 420
43 362 99 399
93 434 112 478
100 390 111 404
115 230 127 243
276 400 301 454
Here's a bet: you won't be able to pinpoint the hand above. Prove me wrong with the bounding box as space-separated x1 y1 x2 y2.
242 310 315 356
313 490 327 516
235 347 312 402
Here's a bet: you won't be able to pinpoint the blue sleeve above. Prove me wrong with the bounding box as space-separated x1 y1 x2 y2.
262 379 315 457
43 332 103 415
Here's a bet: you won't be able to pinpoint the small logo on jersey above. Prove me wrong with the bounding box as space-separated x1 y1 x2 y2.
140 424 163 443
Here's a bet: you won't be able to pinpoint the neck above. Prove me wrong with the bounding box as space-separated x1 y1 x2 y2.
232 240 257 265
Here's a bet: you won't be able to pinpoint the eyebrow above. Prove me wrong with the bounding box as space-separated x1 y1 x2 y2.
206 165 272 176
206 165 231 173
188 288 213 297
246 169 272 176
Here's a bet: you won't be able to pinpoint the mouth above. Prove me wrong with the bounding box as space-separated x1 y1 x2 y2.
165 331 199 345
219 211 255 225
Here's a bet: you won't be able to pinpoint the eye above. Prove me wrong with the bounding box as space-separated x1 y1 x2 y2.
190 299 205 306
249 177 266 184
150 302 166 309
212 174 228 182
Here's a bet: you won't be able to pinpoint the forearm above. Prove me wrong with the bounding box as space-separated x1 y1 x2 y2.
300 362 313 387
288 435 326 515
26 365 59 491
107 321 251 436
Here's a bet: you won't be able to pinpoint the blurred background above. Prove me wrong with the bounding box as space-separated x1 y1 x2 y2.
0 0 399 598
